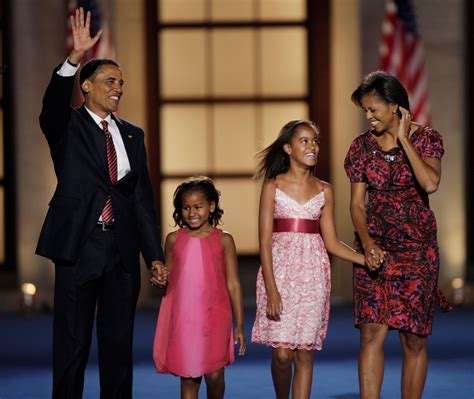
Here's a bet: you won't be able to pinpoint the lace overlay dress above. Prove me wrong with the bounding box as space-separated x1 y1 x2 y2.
251 186 331 350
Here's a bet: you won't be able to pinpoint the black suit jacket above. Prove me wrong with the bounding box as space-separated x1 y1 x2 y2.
36 65 164 270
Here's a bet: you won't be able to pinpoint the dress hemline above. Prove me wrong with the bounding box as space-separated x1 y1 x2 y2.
251 339 323 351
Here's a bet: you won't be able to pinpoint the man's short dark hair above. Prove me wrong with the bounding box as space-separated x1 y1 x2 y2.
79 58 120 86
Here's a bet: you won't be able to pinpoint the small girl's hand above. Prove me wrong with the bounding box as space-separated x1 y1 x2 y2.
234 326 247 356
266 290 283 321
364 243 385 271
150 262 168 287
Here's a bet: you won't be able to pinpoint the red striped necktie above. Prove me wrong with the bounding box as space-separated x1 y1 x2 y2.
100 120 117 224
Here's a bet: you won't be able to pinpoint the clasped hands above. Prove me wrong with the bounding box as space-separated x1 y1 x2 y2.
364 243 386 272
150 261 168 287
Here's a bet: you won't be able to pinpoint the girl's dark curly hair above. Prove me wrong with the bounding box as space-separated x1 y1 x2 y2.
255 119 320 180
172 176 224 228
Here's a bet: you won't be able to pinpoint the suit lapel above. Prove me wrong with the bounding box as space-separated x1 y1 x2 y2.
78 106 109 178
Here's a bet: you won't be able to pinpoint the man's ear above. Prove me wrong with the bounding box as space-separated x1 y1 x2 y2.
81 81 90 93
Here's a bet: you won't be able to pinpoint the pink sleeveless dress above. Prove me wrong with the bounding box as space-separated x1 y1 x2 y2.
153 228 235 378
251 184 331 350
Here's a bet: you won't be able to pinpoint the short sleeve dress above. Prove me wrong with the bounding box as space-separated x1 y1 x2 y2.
344 126 452 335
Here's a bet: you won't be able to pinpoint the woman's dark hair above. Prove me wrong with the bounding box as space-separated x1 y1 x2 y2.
351 70 410 118
255 119 320 180
172 176 224 228
79 58 120 95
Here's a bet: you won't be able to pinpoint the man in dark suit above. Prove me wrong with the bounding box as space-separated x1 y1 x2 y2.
36 8 166 398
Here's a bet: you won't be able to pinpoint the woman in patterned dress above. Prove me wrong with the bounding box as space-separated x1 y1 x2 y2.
344 71 452 399
252 120 366 399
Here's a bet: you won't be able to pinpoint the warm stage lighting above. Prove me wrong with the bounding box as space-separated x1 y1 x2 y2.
21 282 37 309
451 278 465 305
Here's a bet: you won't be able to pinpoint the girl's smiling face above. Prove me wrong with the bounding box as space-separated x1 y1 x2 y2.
284 125 320 167
181 191 215 231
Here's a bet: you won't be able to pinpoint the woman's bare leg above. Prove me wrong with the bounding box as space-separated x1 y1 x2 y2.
399 331 428 399
359 323 389 399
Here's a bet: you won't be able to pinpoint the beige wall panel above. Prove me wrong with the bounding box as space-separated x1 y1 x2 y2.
161 30 207 97
115 0 146 129
260 28 307 96
330 0 363 302
212 30 256 96
213 105 257 172
211 0 255 20
161 105 210 174
160 0 206 22
259 0 305 20
214 178 259 253
260 102 308 150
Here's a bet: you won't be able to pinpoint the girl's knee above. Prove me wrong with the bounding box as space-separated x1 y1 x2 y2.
205 369 224 387
294 349 314 368
181 377 202 396
272 348 294 368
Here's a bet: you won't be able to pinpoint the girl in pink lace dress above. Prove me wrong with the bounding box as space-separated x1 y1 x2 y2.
153 176 246 399
251 120 366 398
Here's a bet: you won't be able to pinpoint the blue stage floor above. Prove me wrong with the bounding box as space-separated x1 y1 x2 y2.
1 306 473 398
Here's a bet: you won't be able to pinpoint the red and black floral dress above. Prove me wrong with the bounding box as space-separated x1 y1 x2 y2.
344 126 452 335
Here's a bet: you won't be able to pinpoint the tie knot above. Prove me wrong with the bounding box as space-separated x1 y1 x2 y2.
100 120 109 132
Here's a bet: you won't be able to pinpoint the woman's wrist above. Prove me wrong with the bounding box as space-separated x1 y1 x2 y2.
361 238 376 251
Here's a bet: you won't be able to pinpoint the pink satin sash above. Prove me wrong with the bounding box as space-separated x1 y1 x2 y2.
273 218 320 234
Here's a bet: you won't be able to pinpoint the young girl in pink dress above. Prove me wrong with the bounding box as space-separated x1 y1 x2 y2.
153 176 246 399
251 120 368 399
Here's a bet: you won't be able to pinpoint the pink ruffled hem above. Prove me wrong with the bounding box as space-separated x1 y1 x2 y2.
251 339 323 351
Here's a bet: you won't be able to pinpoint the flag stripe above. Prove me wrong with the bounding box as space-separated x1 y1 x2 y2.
379 0 431 125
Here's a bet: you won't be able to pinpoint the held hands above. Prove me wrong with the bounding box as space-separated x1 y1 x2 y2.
234 326 247 356
397 106 412 142
266 289 283 321
68 7 103 65
149 261 168 287
364 242 385 272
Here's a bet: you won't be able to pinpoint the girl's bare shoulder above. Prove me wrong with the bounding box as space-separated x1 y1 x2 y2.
166 230 179 245
220 231 236 248
312 177 333 193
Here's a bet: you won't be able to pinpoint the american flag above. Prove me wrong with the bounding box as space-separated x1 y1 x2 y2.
67 0 116 105
379 0 431 125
